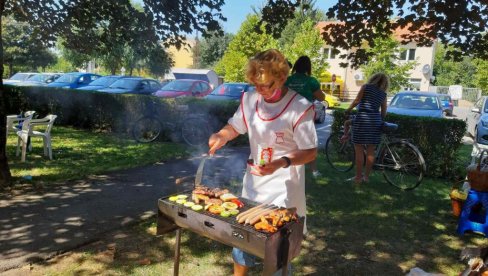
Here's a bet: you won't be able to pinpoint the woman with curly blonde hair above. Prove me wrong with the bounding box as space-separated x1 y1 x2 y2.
345 72 389 185
209 49 317 276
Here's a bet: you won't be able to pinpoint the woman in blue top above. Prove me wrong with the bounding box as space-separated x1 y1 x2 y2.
345 73 389 185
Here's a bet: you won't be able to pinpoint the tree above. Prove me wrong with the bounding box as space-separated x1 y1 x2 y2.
277 0 325 48
59 41 92 69
282 18 328 79
475 59 488 95
2 16 56 75
46 56 77 73
0 0 226 187
192 31 234 69
144 45 173 77
433 44 477 87
214 15 278 82
259 0 488 67
360 36 416 94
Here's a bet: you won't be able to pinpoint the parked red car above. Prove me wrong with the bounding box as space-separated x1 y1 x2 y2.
152 79 212 98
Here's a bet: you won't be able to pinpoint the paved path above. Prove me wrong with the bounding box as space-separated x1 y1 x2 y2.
0 148 249 272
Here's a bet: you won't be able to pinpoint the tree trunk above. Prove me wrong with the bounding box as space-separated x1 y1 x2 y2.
0 7 13 188
129 67 133 76
8 62 12 77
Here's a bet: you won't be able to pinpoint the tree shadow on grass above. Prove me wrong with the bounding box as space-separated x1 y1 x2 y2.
0 148 250 274
297 154 486 275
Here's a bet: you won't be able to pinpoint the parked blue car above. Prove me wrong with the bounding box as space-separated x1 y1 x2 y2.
47 72 101 89
76 75 125 91
205 83 255 101
388 92 444 118
98 77 161 95
467 96 488 145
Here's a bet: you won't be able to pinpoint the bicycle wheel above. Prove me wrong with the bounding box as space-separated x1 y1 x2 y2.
181 117 211 146
132 116 162 143
379 141 426 191
324 132 355 172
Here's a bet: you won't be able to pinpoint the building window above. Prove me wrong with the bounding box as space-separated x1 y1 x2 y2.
404 78 421 91
399 48 416 61
323 47 340 60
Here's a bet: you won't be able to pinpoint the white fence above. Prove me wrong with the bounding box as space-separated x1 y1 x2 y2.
429 86 482 103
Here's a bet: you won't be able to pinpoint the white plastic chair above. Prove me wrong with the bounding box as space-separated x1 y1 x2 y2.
16 115 57 162
6 111 36 139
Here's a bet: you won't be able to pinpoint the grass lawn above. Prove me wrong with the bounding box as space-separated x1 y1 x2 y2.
5 126 187 185
336 101 351 110
10 146 486 276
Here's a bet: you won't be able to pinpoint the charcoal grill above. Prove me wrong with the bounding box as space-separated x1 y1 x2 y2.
157 158 304 276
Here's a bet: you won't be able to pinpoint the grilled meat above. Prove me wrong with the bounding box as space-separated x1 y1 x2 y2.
207 198 223 205
213 188 229 198
193 186 213 196
252 208 298 233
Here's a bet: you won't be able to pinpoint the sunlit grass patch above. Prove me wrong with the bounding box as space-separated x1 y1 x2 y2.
6 126 187 185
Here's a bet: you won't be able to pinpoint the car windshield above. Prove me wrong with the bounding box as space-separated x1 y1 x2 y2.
9 73 32 81
211 84 246 97
390 95 440 110
26 74 53 82
108 79 140 90
89 76 119 86
161 81 194 92
54 74 81 83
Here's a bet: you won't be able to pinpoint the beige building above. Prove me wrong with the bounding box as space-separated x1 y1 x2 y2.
317 21 436 100
166 38 196 69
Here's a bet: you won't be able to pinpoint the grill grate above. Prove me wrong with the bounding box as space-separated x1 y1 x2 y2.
160 192 279 237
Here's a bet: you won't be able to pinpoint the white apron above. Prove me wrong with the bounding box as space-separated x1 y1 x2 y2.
228 89 317 232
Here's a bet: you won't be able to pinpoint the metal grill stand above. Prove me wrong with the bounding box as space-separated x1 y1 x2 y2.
173 228 181 276
170 226 292 276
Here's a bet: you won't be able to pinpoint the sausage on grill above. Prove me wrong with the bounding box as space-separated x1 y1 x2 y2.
238 205 271 224
236 203 265 221
247 207 279 225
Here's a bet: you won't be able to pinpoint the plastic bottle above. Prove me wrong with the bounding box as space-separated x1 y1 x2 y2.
462 181 471 193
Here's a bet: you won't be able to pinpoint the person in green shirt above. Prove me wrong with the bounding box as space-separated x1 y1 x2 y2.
286 56 325 178
285 56 325 102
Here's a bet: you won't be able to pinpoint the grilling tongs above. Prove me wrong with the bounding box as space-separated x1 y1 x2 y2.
194 155 209 188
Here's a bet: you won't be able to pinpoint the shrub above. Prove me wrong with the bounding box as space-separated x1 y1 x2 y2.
4 85 248 144
332 109 467 179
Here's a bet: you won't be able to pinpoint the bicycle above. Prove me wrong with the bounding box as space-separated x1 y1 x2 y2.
324 120 426 191
132 101 211 147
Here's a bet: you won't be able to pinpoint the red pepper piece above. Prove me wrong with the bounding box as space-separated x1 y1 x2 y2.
231 199 244 208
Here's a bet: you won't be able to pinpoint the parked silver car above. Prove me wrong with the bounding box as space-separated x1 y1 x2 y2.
467 96 488 145
3 72 39 85
14 73 62 86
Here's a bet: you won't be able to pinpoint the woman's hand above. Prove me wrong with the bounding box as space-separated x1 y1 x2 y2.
208 133 228 155
250 158 287 176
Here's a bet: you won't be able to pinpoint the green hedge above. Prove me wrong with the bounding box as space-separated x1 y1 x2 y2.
332 109 467 179
4 86 243 143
